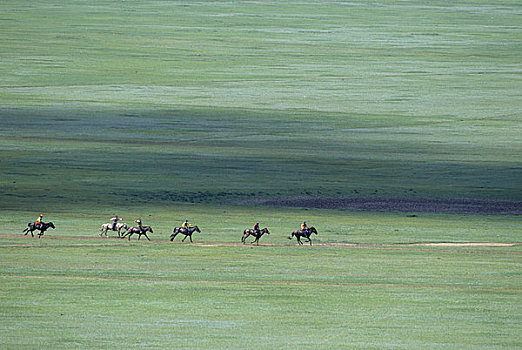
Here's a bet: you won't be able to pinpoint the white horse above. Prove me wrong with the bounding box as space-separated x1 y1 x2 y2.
99 222 128 237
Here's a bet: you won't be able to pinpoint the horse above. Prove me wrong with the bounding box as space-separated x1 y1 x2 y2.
241 227 270 245
122 226 153 241
23 222 56 238
99 222 128 237
288 226 318 245
170 226 201 243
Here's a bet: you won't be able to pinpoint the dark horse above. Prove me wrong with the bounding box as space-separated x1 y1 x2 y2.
122 226 153 241
288 226 318 245
170 226 201 243
23 222 56 238
241 227 270 245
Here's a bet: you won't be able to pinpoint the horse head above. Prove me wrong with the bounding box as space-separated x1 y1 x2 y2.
48 222 56 229
194 226 201 233
309 226 317 235
147 226 153 233
263 228 270 234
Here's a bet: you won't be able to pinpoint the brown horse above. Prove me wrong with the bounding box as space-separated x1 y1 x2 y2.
288 226 318 245
122 226 153 241
170 226 201 243
23 222 55 238
241 227 270 245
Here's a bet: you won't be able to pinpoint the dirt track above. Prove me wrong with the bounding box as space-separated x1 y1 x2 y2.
1 234 519 255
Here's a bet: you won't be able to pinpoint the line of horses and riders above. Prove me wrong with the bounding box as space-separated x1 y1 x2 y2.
23 215 319 245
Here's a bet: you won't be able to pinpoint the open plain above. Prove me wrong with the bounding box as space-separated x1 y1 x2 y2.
1 0 521 348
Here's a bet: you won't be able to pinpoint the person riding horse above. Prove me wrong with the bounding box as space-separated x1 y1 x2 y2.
253 221 260 235
135 218 144 234
301 221 309 237
110 216 122 231
182 218 191 234
35 214 43 229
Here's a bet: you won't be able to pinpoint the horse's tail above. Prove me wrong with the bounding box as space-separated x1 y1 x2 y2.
241 229 249 243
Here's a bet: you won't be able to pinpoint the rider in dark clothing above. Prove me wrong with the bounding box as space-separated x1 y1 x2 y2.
110 216 122 231
253 222 260 235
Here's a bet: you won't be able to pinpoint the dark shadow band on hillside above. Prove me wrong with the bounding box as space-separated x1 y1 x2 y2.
239 196 522 215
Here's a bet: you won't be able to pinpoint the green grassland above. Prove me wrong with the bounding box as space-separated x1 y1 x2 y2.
0 0 521 348
1 0 521 207
0 236 520 348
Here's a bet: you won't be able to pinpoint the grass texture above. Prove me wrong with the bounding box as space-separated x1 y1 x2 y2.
0 0 521 348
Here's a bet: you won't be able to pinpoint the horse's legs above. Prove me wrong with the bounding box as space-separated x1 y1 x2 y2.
182 235 186 242
127 232 133 240
242 232 250 244
170 232 178 241
143 233 150 241
189 235 193 243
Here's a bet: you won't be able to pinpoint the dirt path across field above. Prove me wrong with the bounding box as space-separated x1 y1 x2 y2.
1 234 519 255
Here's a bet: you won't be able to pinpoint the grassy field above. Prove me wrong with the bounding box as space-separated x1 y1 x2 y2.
0 0 521 348
0 229 520 348
1 0 521 207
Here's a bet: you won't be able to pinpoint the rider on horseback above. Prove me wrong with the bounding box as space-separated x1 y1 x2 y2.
301 221 309 236
35 214 43 229
182 218 191 233
110 215 122 231
253 221 260 235
135 218 144 233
